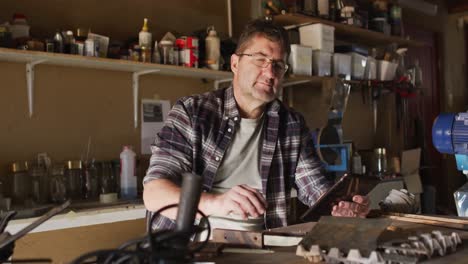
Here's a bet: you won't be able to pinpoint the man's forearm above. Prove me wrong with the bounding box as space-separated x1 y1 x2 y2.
143 179 182 219
143 178 217 219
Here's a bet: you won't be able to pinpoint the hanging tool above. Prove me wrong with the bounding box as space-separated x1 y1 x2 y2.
372 82 382 134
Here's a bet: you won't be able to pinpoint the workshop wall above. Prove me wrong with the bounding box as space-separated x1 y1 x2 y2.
1 1 465 192
13 218 146 263
0 0 380 176
0 0 227 176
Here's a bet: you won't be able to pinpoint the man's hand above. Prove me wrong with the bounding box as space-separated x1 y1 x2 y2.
331 195 370 218
205 185 267 220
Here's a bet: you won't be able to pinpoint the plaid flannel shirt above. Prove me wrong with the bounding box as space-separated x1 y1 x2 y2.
144 86 330 230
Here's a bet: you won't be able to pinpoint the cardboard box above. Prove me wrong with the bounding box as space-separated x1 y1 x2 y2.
401 148 423 212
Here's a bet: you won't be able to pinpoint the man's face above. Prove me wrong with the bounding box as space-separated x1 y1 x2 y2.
231 35 286 105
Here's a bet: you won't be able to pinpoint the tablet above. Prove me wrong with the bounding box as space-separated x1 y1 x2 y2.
300 173 359 222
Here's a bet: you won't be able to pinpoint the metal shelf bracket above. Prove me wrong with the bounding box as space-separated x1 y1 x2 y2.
213 78 233 90
26 59 47 117
132 69 160 128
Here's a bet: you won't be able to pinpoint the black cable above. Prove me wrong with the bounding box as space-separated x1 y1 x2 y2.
147 203 179 253
187 209 211 255
69 249 144 264
72 203 212 264
118 236 147 250
102 236 148 264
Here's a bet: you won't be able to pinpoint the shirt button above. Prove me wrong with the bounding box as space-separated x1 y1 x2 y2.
224 116 229 120
227 128 232 132
215 156 220 161
234 117 238 121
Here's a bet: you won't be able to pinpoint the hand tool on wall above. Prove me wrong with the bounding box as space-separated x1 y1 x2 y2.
372 82 382 134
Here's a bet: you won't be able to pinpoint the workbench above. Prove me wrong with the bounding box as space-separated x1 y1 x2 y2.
205 219 468 264
6 201 146 263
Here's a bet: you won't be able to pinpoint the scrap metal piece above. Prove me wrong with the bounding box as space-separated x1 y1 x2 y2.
367 251 386 264
212 229 263 249
379 244 428 257
300 216 392 256
322 248 385 264
309 245 322 263
419 233 435 256
408 236 430 258
451 232 462 245
323 247 343 264
296 244 322 263
381 252 419 264
379 230 463 262
432 231 447 256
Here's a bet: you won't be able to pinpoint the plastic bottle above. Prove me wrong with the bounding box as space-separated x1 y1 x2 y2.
53 30 64 53
138 18 152 49
205 26 220 70
120 146 137 199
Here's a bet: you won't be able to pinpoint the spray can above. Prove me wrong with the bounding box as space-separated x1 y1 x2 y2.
138 18 152 49
205 26 220 70
120 145 137 199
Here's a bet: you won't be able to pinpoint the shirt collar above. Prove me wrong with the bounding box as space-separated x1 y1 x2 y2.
223 86 282 119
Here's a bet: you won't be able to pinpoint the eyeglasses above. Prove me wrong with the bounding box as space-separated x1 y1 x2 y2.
237 53 289 76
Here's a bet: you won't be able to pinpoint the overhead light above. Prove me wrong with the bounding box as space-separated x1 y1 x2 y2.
399 0 438 16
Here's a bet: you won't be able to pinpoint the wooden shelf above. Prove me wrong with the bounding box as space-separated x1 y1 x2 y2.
287 74 335 84
0 47 233 128
0 47 233 80
274 13 426 48
0 47 338 126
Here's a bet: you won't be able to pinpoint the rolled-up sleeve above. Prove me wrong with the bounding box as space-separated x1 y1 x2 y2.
294 119 331 207
143 99 194 185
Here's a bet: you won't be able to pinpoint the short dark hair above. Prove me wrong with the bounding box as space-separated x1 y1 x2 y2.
236 19 290 57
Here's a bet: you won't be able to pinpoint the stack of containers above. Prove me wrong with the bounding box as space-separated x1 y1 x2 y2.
335 45 369 80
289 44 313 76
298 23 334 77
333 53 352 79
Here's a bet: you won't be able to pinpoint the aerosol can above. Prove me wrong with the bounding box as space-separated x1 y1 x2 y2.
205 26 220 70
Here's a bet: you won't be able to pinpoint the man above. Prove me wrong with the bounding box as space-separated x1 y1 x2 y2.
143 19 369 232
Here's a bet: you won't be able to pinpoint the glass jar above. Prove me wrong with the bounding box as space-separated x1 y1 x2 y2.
373 148 387 177
84 160 99 199
159 40 174 65
100 161 118 195
29 163 49 204
65 160 84 200
111 159 120 194
50 163 67 203
10 161 31 205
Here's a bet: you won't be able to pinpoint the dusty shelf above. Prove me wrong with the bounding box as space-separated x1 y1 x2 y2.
0 47 233 128
274 13 426 48
0 47 233 80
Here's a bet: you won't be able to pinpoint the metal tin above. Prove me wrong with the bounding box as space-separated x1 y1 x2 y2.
373 148 387 175
66 160 82 170
141 46 151 63
11 161 28 173
76 41 84 55
374 148 386 155
175 38 186 66
176 36 199 68
45 39 55 52
185 36 199 68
